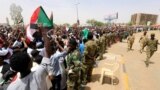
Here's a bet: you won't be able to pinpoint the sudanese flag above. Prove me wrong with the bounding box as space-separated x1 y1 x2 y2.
30 6 53 29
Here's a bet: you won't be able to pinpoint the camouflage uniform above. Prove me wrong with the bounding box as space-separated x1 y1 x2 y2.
95 36 100 52
107 32 111 47
104 33 108 51
127 34 135 51
112 32 116 44
66 50 81 90
102 34 106 53
110 32 114 44
139 35 148 53
145 37 158 64
97 35 105 60
83 39 97 82
119 31 124 42
95 36 100 60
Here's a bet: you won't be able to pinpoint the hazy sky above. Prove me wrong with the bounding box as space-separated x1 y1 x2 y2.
0 0 160 25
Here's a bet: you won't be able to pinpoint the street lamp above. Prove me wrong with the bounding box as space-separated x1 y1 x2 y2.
75 3 80 25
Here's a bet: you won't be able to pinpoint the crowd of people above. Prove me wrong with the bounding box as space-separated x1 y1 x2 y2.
0 23 156 90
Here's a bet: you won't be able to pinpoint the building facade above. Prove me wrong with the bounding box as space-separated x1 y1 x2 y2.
131 13 158 25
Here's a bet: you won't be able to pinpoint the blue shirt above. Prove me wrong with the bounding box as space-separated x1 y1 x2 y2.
50 51 67 76
79 43 85 55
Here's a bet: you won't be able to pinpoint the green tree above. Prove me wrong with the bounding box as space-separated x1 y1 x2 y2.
95 21 105 27
127 21 132 26
10 3 23 25
86 19 105 27
86 19 96 26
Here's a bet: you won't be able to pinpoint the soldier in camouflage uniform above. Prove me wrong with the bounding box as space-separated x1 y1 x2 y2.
104 31 108 51
107 31 111 47
112 31 116 44
119 30 124 42
66 38 82 90
127 33 135 51
102 33 107 53
83 32 97 82
95 34 100 60
109 31 113 45
139 31 148 53
145 33 158 67
97 32 105 60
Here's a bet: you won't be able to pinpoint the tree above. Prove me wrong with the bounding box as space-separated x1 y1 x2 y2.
63 23 70 27
127 21 133 26
86 19 96 26
95 21 105 27
86 19 105 27
10 3 23 25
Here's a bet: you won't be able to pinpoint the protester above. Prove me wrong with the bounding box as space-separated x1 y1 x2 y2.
7 51 53 90
49 39 67 90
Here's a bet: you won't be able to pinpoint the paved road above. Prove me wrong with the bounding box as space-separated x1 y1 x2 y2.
108 30 160 90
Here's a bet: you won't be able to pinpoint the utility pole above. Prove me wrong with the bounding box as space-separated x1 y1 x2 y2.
75 2 80 25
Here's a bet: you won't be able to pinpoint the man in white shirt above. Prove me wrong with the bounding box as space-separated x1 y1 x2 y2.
7 51 53 90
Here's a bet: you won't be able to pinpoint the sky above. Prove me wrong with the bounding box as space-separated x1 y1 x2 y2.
0 0 160 25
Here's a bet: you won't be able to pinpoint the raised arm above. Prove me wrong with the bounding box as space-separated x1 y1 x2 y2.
39 27 53 58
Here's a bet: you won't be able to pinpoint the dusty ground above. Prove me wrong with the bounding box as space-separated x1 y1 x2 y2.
86 30 160 90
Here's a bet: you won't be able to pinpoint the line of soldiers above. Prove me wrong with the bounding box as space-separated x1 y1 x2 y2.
66 28 132 90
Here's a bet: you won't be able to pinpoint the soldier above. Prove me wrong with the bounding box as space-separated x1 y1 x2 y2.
83 32 97 82
104 31 108 51
97 32 105 60
110 31 114 45
102 33 107 53
139 31 148 53
145 33 158 67
107 31 111 47
119 30 124 42
66 38 82 90
95 34 100 60
112 31 117 44
127 32 135 51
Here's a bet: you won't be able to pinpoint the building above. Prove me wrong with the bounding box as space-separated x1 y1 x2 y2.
131 13 158 25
